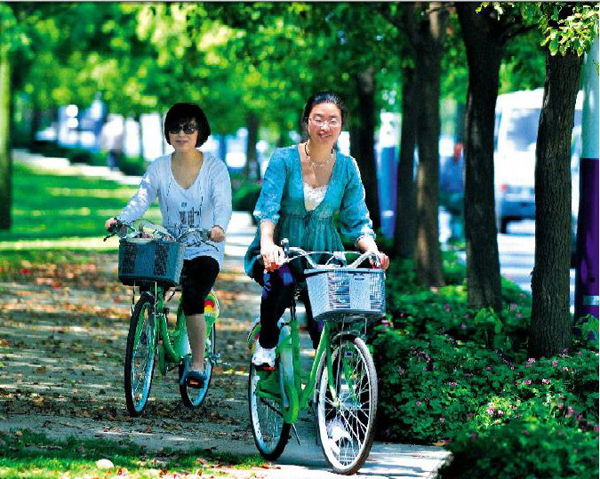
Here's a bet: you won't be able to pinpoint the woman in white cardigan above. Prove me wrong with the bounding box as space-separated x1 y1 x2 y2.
105 103 232 388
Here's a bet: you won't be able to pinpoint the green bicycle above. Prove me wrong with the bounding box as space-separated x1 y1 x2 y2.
105 220 220 417
247 241 385 474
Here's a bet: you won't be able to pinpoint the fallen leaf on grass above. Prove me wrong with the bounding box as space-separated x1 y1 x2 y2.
96 458 114 469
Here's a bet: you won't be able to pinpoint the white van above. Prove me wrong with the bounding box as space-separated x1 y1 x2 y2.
494 88 582 233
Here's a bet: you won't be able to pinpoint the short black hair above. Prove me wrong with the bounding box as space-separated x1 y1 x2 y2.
164 103 211 147
301 91 347 129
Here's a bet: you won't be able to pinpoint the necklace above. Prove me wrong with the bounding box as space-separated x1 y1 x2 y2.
305 142 334 169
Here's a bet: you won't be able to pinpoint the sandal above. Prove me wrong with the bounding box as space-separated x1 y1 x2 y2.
179 356 191 386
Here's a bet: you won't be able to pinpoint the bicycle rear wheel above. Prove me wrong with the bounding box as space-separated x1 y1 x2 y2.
124 294 158 417
248 361 291 460
179 325 215 407
316 335 378 474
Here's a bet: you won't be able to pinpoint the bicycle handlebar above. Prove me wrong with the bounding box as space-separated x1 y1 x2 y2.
280 238 382 269
104 218 214 248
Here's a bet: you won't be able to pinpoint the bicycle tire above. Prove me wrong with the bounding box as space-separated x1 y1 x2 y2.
179 325 215 407
124 293 158 417
316 334 378 474
248 360 291 460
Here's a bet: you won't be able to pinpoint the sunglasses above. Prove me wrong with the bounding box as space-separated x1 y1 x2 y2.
168 123 198 135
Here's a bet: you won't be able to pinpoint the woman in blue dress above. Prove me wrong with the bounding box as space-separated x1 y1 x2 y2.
244 91 390 367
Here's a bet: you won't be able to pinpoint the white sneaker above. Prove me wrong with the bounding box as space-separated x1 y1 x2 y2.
252 344 276 367
326 417 352 454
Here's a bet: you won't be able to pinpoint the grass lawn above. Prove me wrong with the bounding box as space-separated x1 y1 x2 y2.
0 430 264 479
0 162 160 249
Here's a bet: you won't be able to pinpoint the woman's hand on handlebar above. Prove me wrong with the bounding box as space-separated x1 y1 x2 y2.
357 235 389 270
209 225 226 243
261 242 285 273
105 217 118 232
372 251 390 270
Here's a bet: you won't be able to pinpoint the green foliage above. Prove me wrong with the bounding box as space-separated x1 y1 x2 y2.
67 148 93 164
375 256 598 477
573 314 599 351
487 2 600 56
29 140 70 159
119 155 147 177
232 181 262 215
438 406 598 479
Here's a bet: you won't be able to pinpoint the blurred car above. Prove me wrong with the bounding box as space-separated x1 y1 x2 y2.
494 89 582 234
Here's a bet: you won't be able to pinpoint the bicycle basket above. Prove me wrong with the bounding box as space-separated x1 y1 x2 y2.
118 238 185 287
304 268 386 321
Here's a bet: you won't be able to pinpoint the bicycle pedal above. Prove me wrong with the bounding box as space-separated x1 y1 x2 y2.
256 365 276 371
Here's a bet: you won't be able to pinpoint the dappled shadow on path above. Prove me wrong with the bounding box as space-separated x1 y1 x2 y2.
0 251 262 449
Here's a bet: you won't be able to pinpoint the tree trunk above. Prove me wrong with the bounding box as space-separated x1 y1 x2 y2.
409 2 448 287
529 51 583 357
456 3 504 312
393 66 418 258
244 112 260 180
350 66 381 230
0 45 11 230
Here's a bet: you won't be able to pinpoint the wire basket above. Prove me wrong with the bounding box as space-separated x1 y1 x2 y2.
305 268 386 321
118 238 185 287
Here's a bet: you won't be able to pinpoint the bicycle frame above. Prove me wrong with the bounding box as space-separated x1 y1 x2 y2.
133 284 218 375
276 300 362 425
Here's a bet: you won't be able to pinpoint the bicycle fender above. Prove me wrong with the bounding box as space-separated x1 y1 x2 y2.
204 290 219 319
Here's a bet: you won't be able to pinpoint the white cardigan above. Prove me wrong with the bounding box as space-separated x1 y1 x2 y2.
118 154 232 266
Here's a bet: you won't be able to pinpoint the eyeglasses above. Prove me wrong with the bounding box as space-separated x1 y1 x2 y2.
309 116 341 128
168 123 198 135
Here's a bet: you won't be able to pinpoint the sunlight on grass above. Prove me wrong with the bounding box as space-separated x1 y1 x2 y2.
45 187 138 198
0 430 265 478
0 162 160 246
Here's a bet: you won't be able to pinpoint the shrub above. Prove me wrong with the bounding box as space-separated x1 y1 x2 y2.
119 156 147 176
374 256 598 478
68 148 93 164
29 140 70 158
438 407 599 479
232 182 262 217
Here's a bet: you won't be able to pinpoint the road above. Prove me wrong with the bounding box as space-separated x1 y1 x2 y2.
440 212 576 310
497 220 576 310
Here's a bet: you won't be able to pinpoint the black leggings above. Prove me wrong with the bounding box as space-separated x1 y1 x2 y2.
252 261 321 349
180 256 219 315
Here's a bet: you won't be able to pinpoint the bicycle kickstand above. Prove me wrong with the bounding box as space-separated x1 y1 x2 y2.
291 424 301 445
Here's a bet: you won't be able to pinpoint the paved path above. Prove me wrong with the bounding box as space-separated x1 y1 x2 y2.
1 149 450 478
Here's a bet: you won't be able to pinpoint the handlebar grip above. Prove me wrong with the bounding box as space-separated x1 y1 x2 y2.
372 254 382 268
281 238 290 255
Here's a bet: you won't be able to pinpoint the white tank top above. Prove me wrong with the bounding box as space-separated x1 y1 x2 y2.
303 182 328 211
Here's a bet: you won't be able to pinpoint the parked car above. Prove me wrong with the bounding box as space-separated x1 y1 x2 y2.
494 89 582 234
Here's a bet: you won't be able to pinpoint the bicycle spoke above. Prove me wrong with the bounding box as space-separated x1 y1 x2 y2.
248 364 290 460
317 336 378 474
260 397 284 417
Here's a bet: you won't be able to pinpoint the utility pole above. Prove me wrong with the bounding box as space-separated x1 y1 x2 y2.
574 38 599 320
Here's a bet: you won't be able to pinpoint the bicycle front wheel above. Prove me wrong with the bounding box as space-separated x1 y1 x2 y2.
316 335 378 474
248 361 291 460
179 324 215 408
124 294 158 417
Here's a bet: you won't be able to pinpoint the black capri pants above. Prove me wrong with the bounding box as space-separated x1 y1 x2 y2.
181 256 220 316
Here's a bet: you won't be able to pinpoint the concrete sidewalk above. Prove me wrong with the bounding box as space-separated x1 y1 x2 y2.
9 148 451 478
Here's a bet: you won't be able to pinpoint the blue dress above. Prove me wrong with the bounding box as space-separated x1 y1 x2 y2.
244 145 375 277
